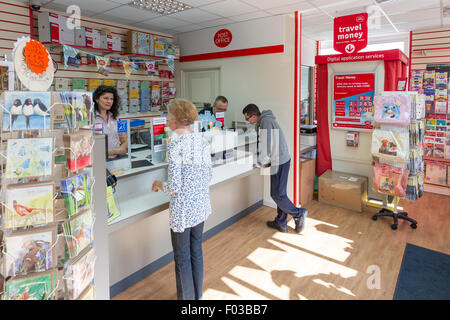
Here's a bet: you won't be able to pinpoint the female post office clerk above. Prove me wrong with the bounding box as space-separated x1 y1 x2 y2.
93 85 128 159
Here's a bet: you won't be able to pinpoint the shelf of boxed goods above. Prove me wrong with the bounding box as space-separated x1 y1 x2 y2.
42 42 178 63
42 42 124 54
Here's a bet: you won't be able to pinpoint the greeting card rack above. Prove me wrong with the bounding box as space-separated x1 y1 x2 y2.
370 91 425 230
0 38 97 300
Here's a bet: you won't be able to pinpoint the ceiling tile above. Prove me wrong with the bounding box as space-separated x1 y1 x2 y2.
94 13 140 26
198 17 234 27
266 1 314 15
96 4 162 21
108 0 134 4
50 0 122 15
167 8 222 23
241 0 303 10
173 24 206 33
201 0 259 17
180 0 225 7
145 16 192 28
229 10 271 22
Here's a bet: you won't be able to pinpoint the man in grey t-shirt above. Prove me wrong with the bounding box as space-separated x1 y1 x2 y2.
243 104 307 234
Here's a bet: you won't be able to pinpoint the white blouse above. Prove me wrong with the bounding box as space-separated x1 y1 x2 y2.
162 133 212 233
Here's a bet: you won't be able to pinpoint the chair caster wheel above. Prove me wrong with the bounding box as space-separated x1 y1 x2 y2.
372 216 378 221
391 224 398 230
411 223 417 229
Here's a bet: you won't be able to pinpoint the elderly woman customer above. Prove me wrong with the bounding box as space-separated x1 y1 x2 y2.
152 98 212 300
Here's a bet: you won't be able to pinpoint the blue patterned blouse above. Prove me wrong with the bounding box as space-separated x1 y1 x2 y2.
162 132 212 233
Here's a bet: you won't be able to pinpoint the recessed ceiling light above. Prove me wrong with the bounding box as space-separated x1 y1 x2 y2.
129 0 191 15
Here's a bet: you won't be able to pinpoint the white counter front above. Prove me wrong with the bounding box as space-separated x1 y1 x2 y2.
91 137 263 298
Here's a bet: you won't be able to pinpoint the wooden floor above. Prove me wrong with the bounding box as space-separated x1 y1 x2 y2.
113 192 450 300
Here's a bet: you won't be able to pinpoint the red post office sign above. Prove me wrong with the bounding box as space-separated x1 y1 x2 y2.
334 13 368 55
214 29 232 48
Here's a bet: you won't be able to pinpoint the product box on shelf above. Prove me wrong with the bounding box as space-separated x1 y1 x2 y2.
75 27 86 47
85 27 94 48
425 161 447 186
59 15 75 45
318 170 368 212
99 34 108 50
111 36 122 52
55 77 71 91
127 31 150 55
38 12 61 44
92 29 101 49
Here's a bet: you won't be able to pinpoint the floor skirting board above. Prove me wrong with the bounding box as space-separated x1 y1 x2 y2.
109 200 263 298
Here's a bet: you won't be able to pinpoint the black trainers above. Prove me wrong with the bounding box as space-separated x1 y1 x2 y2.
294 209 308 234
267 220 288 233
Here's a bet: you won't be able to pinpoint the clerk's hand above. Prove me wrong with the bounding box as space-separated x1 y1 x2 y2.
253 163 261 169
152 180 163 192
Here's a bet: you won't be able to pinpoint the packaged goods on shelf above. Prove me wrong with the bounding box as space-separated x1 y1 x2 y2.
425 160 447 186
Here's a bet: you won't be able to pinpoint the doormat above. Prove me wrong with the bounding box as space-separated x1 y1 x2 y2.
394 243 450 300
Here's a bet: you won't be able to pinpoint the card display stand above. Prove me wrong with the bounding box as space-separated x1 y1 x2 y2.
0 66 97 299
370 92 424 230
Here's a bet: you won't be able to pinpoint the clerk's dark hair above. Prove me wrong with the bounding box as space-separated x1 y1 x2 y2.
93 85 120 120
242 103 261 117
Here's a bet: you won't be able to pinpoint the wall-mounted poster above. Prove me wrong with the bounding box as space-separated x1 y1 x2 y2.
332 73 375 130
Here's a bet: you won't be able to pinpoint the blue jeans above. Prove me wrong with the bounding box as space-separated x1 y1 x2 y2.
170 222 204 300
270 160 304 227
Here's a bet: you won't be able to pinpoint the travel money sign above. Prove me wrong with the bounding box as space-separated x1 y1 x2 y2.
334 13 368 55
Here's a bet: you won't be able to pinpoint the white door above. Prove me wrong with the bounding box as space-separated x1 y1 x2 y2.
181 69 220 111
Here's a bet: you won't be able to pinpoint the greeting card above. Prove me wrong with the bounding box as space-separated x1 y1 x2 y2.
55 91 93 129
72 78 86 90
63 209 94 258
4 225 57 277
4 182 55 229
61 171 92 218
2 91 51 131
5 137 53 179
63 129 93 172
64 246 95 300
77 285 95 300
5 269 57 300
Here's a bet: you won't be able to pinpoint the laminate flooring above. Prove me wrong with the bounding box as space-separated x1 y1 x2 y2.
113 192 450 300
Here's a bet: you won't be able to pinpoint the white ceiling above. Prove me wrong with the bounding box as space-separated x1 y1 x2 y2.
33 0 450 40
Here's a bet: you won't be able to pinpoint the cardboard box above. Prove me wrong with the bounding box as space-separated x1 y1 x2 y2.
75 27 86 46
111 36 122 52
300 158 315 206
59 15 75 45
38 12 60 44
127 30 150 55
318 170 368 212
85 27 94 48
92 29 101 49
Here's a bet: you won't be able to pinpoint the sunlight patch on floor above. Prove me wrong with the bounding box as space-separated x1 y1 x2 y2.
203 277 270 300
312 279 356 297
274 217 354 262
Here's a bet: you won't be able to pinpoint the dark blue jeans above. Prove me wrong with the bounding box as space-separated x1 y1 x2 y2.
170 222 204 300
270 160 303 227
